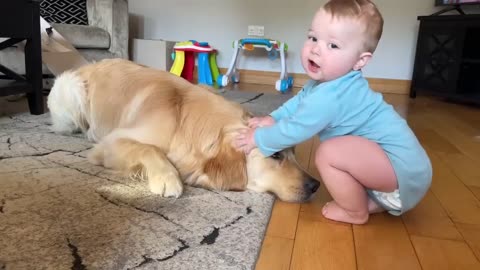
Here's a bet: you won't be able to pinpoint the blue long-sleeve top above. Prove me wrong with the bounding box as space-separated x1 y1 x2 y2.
254 70 432 214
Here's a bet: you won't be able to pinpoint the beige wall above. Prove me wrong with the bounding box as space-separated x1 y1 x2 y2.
129 0 479 80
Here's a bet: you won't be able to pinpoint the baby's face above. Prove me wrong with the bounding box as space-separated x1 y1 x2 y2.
301 9 370 82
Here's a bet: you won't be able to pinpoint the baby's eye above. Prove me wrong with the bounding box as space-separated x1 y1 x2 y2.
270 152 282 160
308 36 317 42
327 43 339 49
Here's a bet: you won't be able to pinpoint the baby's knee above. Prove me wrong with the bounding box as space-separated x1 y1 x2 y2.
314 140 337 167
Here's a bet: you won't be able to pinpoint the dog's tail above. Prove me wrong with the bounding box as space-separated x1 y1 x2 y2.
47 70 89 135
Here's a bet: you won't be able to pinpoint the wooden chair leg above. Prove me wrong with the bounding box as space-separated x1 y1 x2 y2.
24 1 43 115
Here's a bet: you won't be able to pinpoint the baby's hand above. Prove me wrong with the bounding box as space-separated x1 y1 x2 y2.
248 116 275 128
234 128 257 154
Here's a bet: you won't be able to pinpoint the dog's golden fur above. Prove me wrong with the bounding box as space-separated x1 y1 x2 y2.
47 59 319 202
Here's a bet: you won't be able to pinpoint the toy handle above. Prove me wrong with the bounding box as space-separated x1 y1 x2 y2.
240 38 272 49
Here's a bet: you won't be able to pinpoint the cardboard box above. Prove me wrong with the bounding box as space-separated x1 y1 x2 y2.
131 38 176 71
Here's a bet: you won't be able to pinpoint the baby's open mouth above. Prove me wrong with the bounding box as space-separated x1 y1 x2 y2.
309 60 320 68
308 60 320 72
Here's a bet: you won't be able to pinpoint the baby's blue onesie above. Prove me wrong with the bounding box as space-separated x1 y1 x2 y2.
254 70 432 215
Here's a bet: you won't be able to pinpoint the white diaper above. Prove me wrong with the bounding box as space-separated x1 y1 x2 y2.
370 189 402 211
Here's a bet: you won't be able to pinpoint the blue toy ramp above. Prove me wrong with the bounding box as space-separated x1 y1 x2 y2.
240 38 272 48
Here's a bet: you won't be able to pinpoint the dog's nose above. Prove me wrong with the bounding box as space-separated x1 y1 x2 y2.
305 178 320 193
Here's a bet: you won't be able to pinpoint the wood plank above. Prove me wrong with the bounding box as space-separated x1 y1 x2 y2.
367 77 411 95
354 214 422 270
435 101 480 131
255 236 294 270
431 105 480 138
435 152 480 188
456 223 480 261
294 138 313 172
453 110 480 132
422 112 480 162
299 137 332 222
307 137 321 179
411 235 480 270
290 218 355 270
383 93 411 118
299 136 335 222
402 191 464 240
426 148 480 225
264 200 300 239
470 186 480 201
412 127 461 155
299 185 332 223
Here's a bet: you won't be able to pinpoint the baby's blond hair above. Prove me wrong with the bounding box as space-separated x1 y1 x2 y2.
323 0 383 53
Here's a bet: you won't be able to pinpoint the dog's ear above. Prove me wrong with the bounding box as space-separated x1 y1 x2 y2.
203 143 247 191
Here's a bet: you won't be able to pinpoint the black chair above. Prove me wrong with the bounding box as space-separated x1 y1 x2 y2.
0 0 43 115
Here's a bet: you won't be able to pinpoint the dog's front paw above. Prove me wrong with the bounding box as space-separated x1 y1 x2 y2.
87 144 105 166
149 173 183 198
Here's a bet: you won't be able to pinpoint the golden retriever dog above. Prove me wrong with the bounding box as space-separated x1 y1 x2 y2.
47 59 320 202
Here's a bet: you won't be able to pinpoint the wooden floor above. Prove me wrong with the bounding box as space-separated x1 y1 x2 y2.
2 83 480 270
253 87 480 270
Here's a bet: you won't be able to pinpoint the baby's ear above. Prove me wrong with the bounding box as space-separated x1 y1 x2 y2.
353 52 372 70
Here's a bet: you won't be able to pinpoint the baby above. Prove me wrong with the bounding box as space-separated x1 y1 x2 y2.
234 0 432 224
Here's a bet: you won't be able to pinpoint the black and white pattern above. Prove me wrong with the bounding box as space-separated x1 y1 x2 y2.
40 0 88 25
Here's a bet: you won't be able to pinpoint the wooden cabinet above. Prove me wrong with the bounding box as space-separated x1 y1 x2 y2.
410 15 480 105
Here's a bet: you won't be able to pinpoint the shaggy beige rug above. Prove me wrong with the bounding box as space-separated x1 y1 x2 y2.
0 91 292 270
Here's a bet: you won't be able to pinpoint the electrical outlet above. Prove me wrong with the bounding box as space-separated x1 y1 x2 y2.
248 25 256 36
256 26 264 36
247 25 265 36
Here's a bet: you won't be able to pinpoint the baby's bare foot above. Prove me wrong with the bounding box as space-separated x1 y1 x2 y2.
322 201 369 224
368 198 386 214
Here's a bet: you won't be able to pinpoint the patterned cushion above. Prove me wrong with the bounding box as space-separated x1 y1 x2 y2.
40 0 88 25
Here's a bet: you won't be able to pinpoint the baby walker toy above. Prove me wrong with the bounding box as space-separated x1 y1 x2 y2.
170 40 220 86
217 38 293 93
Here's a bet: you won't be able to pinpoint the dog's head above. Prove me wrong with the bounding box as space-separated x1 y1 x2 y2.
245 148 320 202
197 139 320 202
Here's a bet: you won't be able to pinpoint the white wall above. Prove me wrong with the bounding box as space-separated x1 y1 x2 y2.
129 0 479 80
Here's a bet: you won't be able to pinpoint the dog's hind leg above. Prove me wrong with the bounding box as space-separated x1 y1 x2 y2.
89 137 183 197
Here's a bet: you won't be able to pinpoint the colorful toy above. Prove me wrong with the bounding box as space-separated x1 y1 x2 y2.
218 38 293 93
170 40 220 86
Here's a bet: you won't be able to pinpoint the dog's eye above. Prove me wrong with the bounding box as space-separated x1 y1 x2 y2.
271 152 281 160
